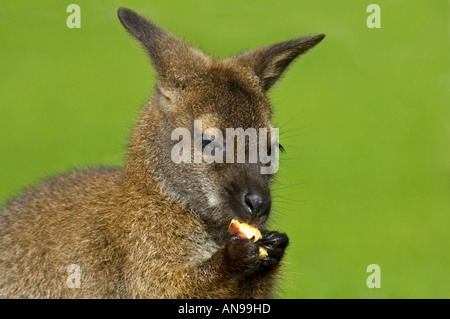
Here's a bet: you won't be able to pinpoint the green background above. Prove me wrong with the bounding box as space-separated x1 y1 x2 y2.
0 0 448 298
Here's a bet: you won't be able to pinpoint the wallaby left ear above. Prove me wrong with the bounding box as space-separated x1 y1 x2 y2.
117 7 186 72
232 34 325 91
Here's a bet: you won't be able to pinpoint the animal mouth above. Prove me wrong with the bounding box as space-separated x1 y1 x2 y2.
229 198 271 228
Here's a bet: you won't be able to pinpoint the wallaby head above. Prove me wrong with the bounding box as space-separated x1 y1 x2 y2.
118 8 324 233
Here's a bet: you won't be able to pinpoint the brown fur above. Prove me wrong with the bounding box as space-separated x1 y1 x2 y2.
0 8 324 298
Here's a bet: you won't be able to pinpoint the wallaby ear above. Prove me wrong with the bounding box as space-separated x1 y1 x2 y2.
232 34 325 91
117 7 205 78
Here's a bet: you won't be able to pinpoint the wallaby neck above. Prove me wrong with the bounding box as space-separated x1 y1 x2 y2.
125 99 165 194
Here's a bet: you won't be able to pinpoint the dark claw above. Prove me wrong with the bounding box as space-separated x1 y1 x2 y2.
258 237 277 245
260 231 289 249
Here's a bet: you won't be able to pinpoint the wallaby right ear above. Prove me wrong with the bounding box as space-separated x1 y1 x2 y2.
117 7 196 74
231 34 325 91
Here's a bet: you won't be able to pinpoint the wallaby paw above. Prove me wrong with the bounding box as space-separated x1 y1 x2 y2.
225 236 261 275
257 231 289 270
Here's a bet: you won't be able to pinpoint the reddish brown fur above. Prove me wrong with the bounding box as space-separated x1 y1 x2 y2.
0 8 324 298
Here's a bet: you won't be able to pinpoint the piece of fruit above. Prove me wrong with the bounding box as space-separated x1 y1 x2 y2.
258 246 268 258
228 219 268 258
228 219 262 241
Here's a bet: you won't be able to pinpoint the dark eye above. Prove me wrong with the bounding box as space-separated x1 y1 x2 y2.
202 137 222 156
267 143 285 156
202 138 213 150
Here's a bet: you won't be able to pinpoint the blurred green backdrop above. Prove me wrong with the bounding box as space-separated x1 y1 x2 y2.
0 0 448 298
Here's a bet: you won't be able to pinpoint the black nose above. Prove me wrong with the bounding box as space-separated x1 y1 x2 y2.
243 190 271 217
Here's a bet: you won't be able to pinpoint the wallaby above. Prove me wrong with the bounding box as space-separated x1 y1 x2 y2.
0 8 324 298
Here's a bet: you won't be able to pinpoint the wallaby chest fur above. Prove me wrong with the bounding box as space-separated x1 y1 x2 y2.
1 168 223 298
0 8 324 298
